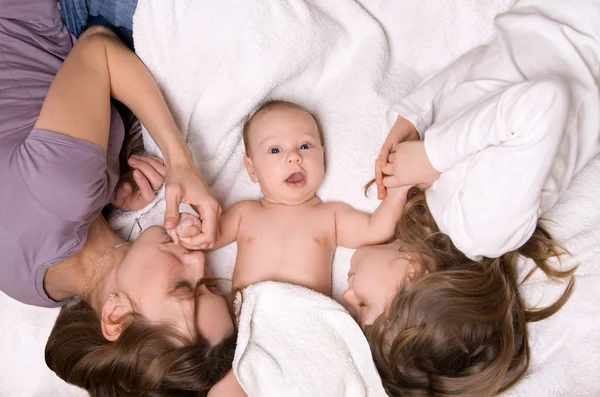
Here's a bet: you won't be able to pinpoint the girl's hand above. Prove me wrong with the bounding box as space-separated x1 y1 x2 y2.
112 155 166 211
163 163 222 249
381 140 441 190
376 116 419 199
167 212 202 246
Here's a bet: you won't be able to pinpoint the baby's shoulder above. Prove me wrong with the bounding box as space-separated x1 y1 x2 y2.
228 199 262 215
322 201 352 210
320 200 354 213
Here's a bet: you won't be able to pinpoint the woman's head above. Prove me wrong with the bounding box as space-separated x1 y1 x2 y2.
45 299 237 397
103 226 232 343
344 188 576 396
46 225 238 396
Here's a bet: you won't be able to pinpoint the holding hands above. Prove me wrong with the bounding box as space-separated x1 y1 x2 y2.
113 154 221 249
376 116 440 198
163 162 222 249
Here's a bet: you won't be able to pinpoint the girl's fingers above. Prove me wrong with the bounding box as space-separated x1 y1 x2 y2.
375 161 384 187
376 181 387 200
381 162 394 176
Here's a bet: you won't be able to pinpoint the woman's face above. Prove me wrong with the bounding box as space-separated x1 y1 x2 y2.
342 240 420 326
116 226 233 344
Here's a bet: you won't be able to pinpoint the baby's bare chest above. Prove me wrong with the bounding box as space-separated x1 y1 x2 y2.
238 206 336 249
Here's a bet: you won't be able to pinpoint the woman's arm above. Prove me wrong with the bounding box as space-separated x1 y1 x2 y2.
34 26 220 240
35 26 189 165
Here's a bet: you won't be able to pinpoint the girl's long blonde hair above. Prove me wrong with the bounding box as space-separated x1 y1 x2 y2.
366 188 576 396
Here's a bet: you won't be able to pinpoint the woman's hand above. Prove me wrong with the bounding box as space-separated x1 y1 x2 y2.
381 140 441 190
164 163 222 248
376 116 420 199
112 155 166 211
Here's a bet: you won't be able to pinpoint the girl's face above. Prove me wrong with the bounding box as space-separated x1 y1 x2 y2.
342 240 422 326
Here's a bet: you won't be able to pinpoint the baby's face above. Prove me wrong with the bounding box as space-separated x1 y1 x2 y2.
244 106 325 205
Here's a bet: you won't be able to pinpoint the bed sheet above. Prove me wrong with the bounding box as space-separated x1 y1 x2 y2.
4 1 598 396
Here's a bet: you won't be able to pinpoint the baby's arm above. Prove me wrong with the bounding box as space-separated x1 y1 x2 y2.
334 186 410 249
175 201 250 251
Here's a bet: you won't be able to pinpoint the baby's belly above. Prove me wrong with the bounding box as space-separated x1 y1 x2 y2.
232 242 335 296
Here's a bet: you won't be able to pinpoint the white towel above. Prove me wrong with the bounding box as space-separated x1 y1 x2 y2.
5 0 563 395
233 282 387 397
119 0 511 302
501 154 600 397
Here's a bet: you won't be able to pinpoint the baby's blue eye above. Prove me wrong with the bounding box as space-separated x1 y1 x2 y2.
299 143 311 150
269 148 281 154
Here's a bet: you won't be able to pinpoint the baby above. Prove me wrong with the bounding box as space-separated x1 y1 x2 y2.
171 100 407 295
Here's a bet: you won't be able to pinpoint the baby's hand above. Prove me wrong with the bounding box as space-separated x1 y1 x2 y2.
167 213 202 245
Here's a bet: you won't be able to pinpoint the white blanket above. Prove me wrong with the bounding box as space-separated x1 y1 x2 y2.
233 282 387 397
5 0 598 396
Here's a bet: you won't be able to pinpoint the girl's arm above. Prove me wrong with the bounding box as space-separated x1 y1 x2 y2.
426 80 570 259
376 47 480 198
390 46 480 138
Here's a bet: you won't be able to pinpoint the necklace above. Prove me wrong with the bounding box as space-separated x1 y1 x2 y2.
80 243 130 300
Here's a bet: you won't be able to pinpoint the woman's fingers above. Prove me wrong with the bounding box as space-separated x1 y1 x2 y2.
164 184 182 230
179 234 211 251
139 155 167 176
128 155 166 190
197 199 220 247
133 169 156 203
167 228 180 245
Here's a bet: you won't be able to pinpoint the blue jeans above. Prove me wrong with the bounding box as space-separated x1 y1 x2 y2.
58 0 138 49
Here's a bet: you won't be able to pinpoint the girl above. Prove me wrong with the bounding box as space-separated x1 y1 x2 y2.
346 0 600 394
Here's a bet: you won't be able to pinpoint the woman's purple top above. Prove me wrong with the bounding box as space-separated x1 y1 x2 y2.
0 1 124 307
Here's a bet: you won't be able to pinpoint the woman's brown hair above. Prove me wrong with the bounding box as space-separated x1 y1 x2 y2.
45 297 237 397
366 187 576 396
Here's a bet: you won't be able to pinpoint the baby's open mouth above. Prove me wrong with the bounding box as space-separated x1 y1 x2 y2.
286 172 306 184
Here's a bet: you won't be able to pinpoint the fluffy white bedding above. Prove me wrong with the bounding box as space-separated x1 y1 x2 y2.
3 0 598 396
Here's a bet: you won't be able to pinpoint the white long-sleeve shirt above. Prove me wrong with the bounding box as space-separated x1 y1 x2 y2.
390 0 600 259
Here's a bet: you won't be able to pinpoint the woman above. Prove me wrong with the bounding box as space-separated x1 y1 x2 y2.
344 0 600 395
1 1 234 395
